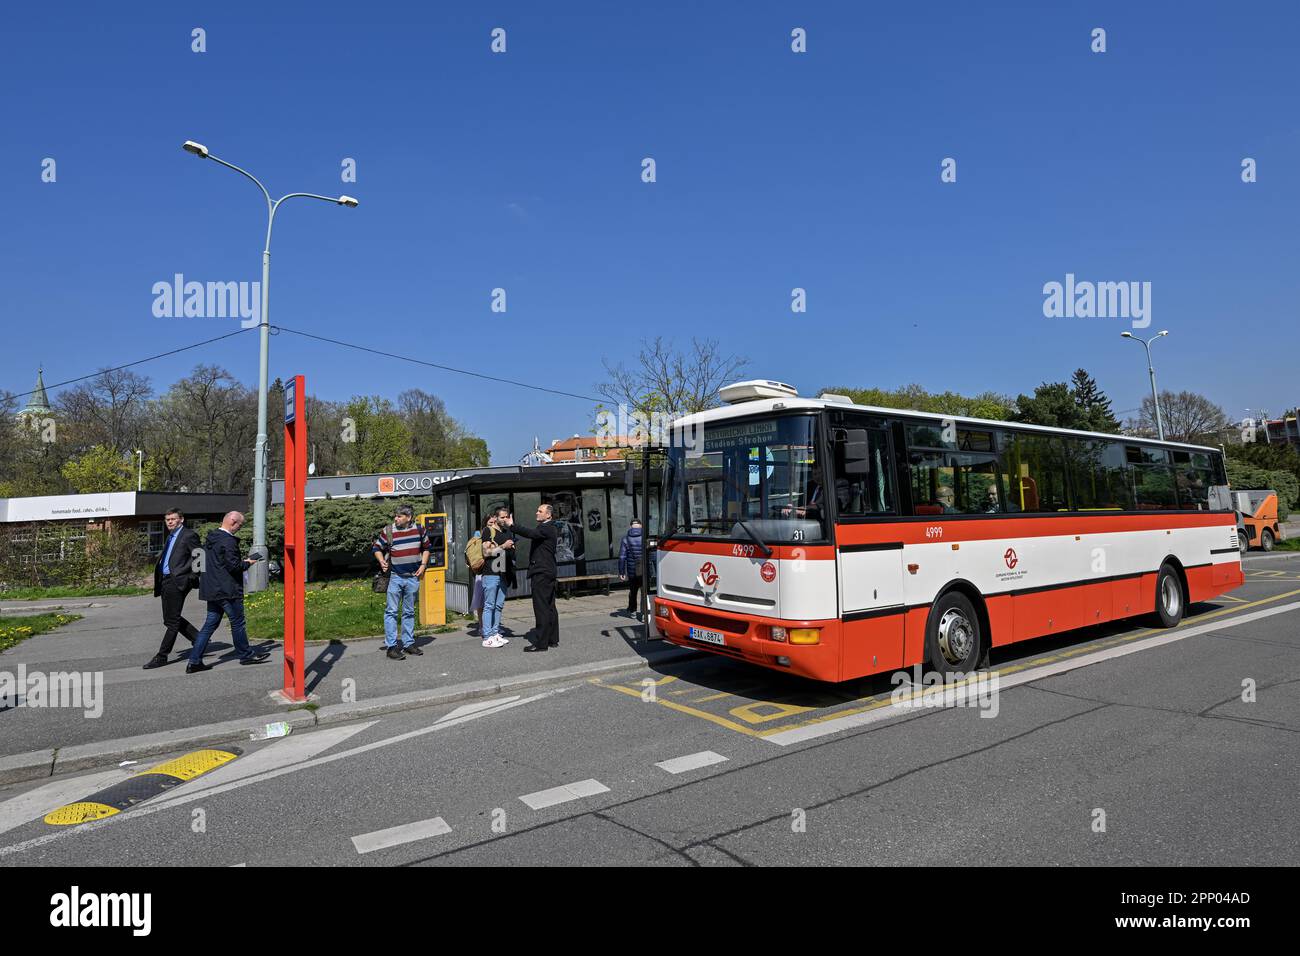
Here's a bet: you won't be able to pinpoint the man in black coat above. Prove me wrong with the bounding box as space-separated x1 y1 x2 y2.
186 511 270 673
505 503 560 652
143 508 202 669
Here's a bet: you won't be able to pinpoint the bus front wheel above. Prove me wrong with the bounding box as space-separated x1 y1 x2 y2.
926 591 983 674
1155 562 1184 628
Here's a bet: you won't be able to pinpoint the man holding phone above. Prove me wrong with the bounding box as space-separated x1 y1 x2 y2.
186 510 271 673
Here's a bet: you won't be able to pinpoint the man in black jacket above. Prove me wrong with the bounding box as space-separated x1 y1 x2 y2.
143 508 203 669
505 503 560 652
186 511 270 673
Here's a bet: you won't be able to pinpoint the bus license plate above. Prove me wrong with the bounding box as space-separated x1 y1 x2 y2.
689 627 726 647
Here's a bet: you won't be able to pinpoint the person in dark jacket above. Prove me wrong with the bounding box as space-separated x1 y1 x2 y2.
618 519 646 618
186 511 270 673
504 503 559 652
143 507 202 669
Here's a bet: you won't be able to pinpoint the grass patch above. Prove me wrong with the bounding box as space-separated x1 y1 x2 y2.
0 585 149 601
243 580 449 641
0 613 83 653
1268 537 1300 551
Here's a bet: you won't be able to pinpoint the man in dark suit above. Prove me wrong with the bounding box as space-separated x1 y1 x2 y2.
143 508 202 669
186 511 271 674
504 503 560 652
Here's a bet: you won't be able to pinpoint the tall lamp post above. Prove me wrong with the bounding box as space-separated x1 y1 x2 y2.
181 140 358 591
1121 330 1168 441
135 450 143 492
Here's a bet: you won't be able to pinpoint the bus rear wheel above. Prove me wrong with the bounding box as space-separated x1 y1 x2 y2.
1261 529 1275 552
1154 562 1184 628
926 591 983 674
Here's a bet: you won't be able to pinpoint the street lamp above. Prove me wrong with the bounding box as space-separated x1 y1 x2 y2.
1120 330 1169 441
182 140 358 591
135 449 143 492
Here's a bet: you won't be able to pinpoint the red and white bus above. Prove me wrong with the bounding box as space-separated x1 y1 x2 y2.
652 380 1245 682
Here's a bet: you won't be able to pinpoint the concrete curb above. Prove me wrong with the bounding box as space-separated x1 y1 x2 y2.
0 602 102 615
0 647 703 787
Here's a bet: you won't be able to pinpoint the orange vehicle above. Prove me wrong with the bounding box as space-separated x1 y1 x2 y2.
652 381 1245 682
1233 490 1282 553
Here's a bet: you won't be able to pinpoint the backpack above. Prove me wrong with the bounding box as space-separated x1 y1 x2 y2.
464 534 485 573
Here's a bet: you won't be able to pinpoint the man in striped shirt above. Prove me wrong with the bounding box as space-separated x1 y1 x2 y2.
372 505 431 660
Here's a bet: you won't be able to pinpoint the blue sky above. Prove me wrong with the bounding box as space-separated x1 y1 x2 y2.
3 0 1297 466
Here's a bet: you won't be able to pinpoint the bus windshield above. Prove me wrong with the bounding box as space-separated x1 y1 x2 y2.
662 414 826 543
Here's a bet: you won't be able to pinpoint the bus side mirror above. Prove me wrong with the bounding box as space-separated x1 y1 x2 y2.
842 429 870 475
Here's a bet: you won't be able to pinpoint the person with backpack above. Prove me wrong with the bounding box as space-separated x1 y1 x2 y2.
478 509 516 647
465 529 485 634
372 505 431 661
618 518 646 619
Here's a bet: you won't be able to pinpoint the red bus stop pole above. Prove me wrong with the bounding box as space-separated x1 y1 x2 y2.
282 375 307 703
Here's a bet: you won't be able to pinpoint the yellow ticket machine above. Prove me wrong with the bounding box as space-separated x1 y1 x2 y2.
417 513 448 627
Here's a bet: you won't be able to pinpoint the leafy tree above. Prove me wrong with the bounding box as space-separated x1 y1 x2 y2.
61 444 158 493
821 384 1014 420
1013 372 1122 432
1225 460 1297 520
398 389 491 468
341 396 416 475
1069 369 1120 432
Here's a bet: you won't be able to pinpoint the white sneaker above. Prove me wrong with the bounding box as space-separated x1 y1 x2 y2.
481 637 494 648
494 635 509 646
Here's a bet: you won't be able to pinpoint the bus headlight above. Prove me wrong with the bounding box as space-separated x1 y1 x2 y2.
788 628 821 645
770 626 787 642
655 602 670 619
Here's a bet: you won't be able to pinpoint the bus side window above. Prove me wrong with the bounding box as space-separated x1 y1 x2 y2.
834 426 894 516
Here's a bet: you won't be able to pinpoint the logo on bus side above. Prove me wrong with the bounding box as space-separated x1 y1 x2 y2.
699 562 719 586
1004 548 1019 570
760 561 776 583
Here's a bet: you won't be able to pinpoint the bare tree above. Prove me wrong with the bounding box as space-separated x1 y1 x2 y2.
1130 390 1230 444
56 368 153 453
597 337 749 419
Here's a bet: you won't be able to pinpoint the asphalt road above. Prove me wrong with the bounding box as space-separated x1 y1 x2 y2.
3 552 1298 866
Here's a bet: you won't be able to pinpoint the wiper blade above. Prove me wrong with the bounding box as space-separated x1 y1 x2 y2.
735 520 774 559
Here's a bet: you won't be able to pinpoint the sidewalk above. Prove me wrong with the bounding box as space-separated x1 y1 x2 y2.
0 590 694 784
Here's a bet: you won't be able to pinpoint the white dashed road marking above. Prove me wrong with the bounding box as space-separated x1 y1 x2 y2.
655 751 729 774
352 816 453 854
519 779 610 810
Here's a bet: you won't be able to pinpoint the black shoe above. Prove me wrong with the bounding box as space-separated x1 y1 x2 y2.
524 644 548 653
387 647 406 660
142 654 168 670
549 640 559 647
239 652 270 665
186 661 211 674
403 644 423 656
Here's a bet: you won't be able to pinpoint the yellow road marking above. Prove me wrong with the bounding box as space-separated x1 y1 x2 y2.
592 680 764 737
728 700 816 724
596 588 1300 740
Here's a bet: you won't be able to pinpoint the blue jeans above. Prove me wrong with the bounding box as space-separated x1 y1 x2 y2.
481 575 506 637
385 574 420 647
188 598 254 664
